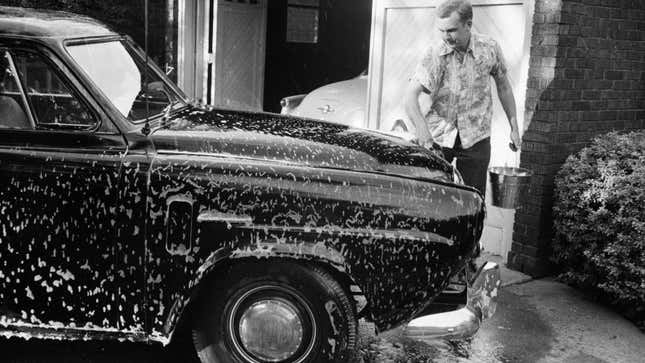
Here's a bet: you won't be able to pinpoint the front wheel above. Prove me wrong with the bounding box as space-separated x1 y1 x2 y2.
191 261 357 363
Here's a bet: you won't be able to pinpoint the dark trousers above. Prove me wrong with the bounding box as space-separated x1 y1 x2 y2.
442 137 491 195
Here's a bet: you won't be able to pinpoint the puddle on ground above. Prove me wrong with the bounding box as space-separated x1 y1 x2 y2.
358 287 554 362
358 331 501 363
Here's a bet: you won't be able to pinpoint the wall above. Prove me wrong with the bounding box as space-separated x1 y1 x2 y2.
509 0 645 276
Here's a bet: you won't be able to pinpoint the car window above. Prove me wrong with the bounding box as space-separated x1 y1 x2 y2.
11 50 97 130
0 50 32 129
66 40 186 122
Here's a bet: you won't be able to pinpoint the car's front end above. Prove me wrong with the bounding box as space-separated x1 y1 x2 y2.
0 7 500 361
276 66 500 342
405 260 500 341
145 106 496 335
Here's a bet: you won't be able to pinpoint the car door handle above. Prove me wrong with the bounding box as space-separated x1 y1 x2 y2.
197 210 253 228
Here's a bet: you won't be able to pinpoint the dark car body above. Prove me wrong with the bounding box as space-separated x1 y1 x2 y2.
0 5 486 351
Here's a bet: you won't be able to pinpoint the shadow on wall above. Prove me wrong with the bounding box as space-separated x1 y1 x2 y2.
509 0 645 276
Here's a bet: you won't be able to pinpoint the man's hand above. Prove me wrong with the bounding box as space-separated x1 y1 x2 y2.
509 118 521 151
494 74 521 151
404 82 436 146
421 138 444 159
417 126 435 146
408 129 435 148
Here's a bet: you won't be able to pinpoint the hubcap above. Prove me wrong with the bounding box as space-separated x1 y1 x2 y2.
229 286 317 363
238 299 304 361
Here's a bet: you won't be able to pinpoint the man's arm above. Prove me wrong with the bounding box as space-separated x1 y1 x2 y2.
404 81 434 145
493 73 521 149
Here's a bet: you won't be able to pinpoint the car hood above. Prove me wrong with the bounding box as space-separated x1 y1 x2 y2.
150 106 454 182
292 75 367 127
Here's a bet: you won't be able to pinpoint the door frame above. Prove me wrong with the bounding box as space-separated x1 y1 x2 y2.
367 0 531 130
209 0 267 110
367 0 535 261
177 0 211 101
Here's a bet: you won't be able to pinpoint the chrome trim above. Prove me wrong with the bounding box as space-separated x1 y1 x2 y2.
177 0 185 90
403 261 500 340
317 104 334 114
5 49 37 128
201 0 210 103
468 261 500 320
165 194 194 255
195 212 454 245
452 167 464 185
235 225 454 246
196 210 252 226
280 94 306 114
0 322 149 344
228 285 316 363
238 299 304 361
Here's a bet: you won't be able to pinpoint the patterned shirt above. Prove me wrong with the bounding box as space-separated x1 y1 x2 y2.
413 32 508 149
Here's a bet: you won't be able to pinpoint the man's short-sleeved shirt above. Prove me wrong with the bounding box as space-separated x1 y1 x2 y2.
413 32 507 149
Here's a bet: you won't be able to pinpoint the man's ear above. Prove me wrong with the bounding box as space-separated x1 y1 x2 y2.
465 19 473 29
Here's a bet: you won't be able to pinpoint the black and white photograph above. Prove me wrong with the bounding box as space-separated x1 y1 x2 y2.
0 0 643 362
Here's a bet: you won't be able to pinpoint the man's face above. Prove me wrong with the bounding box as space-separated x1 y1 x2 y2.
437 11 471 51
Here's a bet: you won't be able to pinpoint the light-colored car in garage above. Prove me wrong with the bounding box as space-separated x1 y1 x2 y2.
280 70 418 140
280 72 430 147
280 71 368 128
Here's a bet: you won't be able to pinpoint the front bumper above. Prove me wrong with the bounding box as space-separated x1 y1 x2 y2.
403 261 501 340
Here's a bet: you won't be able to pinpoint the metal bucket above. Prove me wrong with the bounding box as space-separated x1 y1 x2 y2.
488 166 532 209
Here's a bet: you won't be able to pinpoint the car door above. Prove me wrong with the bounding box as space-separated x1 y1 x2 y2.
0 46 128 330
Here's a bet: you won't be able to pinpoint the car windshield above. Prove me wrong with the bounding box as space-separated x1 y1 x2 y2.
66 39 186 123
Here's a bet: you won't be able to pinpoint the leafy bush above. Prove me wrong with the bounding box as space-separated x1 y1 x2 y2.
552 130 645 330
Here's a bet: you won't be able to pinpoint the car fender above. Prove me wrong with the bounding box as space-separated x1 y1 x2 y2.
160 236 353 344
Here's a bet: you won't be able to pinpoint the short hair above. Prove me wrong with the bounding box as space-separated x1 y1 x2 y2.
436 0 473 23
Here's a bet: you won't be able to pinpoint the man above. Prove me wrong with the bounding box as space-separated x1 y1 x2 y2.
404 0 521 195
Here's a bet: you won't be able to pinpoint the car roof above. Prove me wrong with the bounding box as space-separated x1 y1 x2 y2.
0 6 116 39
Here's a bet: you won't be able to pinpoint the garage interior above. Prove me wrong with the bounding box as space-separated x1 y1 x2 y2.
263 0 372 113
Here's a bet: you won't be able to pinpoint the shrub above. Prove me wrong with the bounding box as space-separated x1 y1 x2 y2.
552 130 645 330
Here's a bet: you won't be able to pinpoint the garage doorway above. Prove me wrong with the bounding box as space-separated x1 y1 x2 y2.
368 0 535 261
263 0 372 113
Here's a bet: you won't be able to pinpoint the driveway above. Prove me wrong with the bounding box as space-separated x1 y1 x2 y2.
358 278 645 363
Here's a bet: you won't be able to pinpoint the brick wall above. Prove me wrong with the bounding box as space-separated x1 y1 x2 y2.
508 0 645 276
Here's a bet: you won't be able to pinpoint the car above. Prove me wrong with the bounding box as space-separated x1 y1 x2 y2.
280 71 416 138
280 71 368 128
0 6 499 363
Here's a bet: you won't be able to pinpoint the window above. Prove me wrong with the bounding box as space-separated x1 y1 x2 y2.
0 50 31 129
66 40 186 122
286 0 319 44
12 50 97 130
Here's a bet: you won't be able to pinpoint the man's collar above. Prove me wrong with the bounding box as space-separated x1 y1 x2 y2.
438 41 453 56
439 33 477 56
